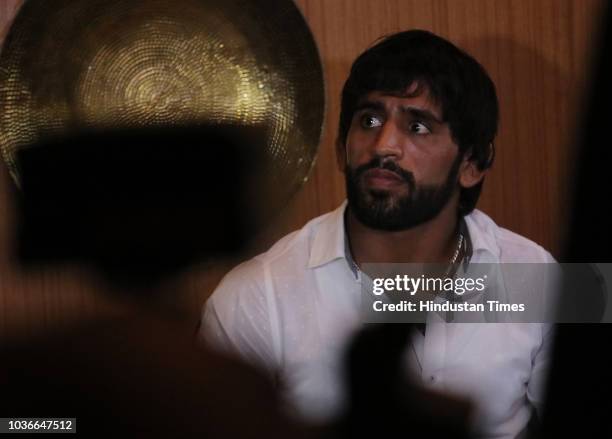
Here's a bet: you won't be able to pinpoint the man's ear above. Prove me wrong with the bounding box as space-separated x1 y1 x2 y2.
459 155 486 189
335 137 347 173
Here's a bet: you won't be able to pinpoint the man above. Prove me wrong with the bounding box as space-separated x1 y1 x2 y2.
200 30 553 438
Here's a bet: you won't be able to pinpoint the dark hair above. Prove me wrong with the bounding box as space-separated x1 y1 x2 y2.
338 30 498 216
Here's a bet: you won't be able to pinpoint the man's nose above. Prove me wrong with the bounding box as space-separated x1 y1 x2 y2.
371 121 403 159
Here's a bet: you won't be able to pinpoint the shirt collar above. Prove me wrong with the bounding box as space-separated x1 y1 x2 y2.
308 201 348 269
463 210 502 262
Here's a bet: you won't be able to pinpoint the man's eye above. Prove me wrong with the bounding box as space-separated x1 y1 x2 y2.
409 122 431 134
360 114 382 128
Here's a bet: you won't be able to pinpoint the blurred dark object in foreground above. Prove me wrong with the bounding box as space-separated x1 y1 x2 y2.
337 324 472 439
0 310 306 438
542 3 612 438
15 124 264 286
0 124 313 438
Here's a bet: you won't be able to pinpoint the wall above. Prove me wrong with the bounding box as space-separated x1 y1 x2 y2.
0 0 605 339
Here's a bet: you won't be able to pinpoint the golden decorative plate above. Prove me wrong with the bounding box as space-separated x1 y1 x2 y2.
0 0 325 205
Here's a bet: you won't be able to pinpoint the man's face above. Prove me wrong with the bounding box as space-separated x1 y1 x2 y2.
339 86 464 231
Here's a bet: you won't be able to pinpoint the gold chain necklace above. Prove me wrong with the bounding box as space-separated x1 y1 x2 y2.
349 232 465 276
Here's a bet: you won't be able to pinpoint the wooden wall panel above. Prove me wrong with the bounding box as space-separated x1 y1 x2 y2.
0 0 605 339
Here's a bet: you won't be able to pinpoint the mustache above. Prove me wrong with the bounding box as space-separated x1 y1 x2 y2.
353 157 415 186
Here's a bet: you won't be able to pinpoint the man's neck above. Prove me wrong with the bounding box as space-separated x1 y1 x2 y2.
346 202 461 266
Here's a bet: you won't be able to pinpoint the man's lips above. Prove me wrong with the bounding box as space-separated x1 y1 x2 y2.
362 168 406 189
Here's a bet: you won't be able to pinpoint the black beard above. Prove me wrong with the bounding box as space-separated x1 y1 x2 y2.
345 156 462 231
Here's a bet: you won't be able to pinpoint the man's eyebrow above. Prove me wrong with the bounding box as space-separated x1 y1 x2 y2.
401 106 444 124
354 100 386 113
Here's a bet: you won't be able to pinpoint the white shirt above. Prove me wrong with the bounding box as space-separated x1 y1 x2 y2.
201 202 554 438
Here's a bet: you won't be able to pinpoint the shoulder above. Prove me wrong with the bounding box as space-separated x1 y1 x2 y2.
208 208 337 305
465 209 555 263
256 210 334 266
